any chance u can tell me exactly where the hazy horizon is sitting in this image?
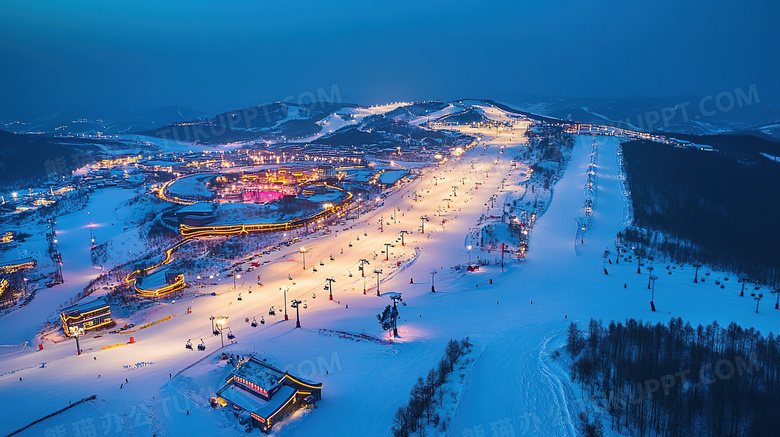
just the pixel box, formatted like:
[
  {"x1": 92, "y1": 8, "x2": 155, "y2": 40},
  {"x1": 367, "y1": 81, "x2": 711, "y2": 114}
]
[{"x1": 2, "y1": 0, "x2": 778, "y2": 121}]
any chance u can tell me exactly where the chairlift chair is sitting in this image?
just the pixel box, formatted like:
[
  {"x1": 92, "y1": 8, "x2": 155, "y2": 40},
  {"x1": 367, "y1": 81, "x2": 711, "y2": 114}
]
[
  {"x1": 269, "y1": 306, "x2": 276, "y2": 316},
  {"x1": 260, "y1": 316, "x2": 265, "y2": 325},
  {"x1": 197, "y1": 339, "x2": 206, "y2": 351},
  {"x1": 227, "y1": 329, "x2": 235, "y2": 340},
  {"x1": 251, "y1": 318, "x2": 258, "y2": 327},
  {"x1": 185, "y1": 339, "x2": 193, "y2": 349}
]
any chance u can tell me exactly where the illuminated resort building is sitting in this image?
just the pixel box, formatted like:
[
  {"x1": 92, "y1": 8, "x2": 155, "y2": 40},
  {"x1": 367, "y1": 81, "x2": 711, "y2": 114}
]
[
  {"x1": 0, "y1": 278, "x2": 12, "y2": 309},
  {"x1": 134, "y1": 270, "x2": 186, "y2": 298},
  {"x1": 214, "y1": 357, "x2": 322, "y2": 433},
  {"x1": 178, "y1": 183, "x2": 352, "y2": 238},
  {"x1": 60, "y1": 297, "x2": 113, "y2": 337},
  {"x1": 0, "y1": 257, "x2": 37, "y2": 274}
]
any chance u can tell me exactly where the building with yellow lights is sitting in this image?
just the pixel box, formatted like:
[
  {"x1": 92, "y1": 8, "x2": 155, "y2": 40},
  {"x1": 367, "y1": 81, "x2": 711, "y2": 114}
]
[
  {"x1": 0, "y1": 257, "x2": 37, "y2": 274},
  {"x1": 0, "y1": 278, "x2": 11, "y2": 309},
  {"x1": 134, "y1": 270, "x2": 186, "y2": 299},
  {"x1": 60, "y1": 297, "x2": 113, "y2": 337},
  {"x1": 214, "y1": 356, "x2": 322, "y2": 433}
]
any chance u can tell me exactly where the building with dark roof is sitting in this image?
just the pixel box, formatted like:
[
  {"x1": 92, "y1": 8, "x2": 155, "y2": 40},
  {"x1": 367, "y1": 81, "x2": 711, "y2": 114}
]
[
  {"x1": 214, "y1": 356, "x2": 322, "y2": 433},
  {"x1": 60, "y1": 297, "x2": 113, "y2": 337}
]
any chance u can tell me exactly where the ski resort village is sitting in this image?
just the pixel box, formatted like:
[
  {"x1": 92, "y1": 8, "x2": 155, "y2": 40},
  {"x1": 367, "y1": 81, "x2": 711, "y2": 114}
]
[{"x1": 1, "y1": 100, "x2": 778, "y2": 437}]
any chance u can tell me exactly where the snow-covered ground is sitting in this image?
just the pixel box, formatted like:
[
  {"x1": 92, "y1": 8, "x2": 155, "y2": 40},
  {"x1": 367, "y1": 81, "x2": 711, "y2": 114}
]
[
  {"x1": 0, "y1": 110, "x2": 776, "y2": 437},
  {"x1": 1, "y1": 188, "x2": 137, "y2": 346}
]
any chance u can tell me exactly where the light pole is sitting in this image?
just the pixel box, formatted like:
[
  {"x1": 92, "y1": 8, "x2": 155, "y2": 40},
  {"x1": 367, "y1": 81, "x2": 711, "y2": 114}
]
[
  {"x1": 373, "y1": 269, "x2": 383, "y2": 297},
  {"x1": 88, "y1": 211, "x2": 94, "y2": 247},
  {"x1": 363, "y1": 276, "x2": 367, "y2": 295},
  {"x1": 73, "y1": 327, "x2": 84, "y2": 356},
  {"x1": 649, "y1": 275, "x2": 658, "y2": 312},
  {"x1": 291, "y1": 299, "x2": 302, "y2": 328},
  {"x1": 300, "y1": 247, "x2": 308, "y2": 270},
  {"x1": 325, "y1": 278, "x2": 336, "y2": 301},
  {"x1": 216, "y1": 316, "x2": 228, "y2": 347},
  {"x1": 751, "y1": 290, "x2": 763, "y2": 313},
  {"x1": 233, "y1": 272, "x2": 241, "y2": 289},
  {"x1": 281, "y1": 286, "x2": 289, "y2": 320},
  {"x1": 430, "y1": 270, "x2": 437, "y2": 293},
  {"x1": 384, "y1": 243, "x2": 394, "y2": 261},
  {"x1": 419, "y1": 216, "x2": 428, "y2": 234},
  {"x1": 467, "y1": 245, "x2": 472, "y2": 264}
]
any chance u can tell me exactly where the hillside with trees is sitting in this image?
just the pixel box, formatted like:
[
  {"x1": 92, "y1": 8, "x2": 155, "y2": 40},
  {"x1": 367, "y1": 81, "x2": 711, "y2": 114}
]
[
  {"x1": 566, "y1": 317, "x2": 779, "y2": 437},
  {"x1": 621, "y1": 136, "x2": 780, "y2": 284}
]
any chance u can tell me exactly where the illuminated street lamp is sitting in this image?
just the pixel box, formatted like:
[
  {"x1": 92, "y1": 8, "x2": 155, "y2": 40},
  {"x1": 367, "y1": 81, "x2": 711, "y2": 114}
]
[
  {"x1": 215, "y1": 316, "x2": 228, "y2": 347},
  {"x1": 73, "y1": 327, "x2": 85, "y2": 356},
  {"x1": 87, "y1": 211, "x2": 95, "y2": 246},
  {"x1": 467, "y1": 245, "x2": 472, "y2": 264},
  {"x1": 281, "y1": 286, "x2": 289, "y2": 320},
  {"x1": 300, "y1": 247, "x2": 308, "y2": 270},
  {"x1": 233, "y1": 272, "x2": 241, "y2": 289}
]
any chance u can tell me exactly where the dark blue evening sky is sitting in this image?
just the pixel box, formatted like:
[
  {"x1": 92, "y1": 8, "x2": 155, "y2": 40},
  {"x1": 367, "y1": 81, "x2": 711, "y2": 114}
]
[{"x1": 1, "y1": 0, "x2": 778, "y2": 119}]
